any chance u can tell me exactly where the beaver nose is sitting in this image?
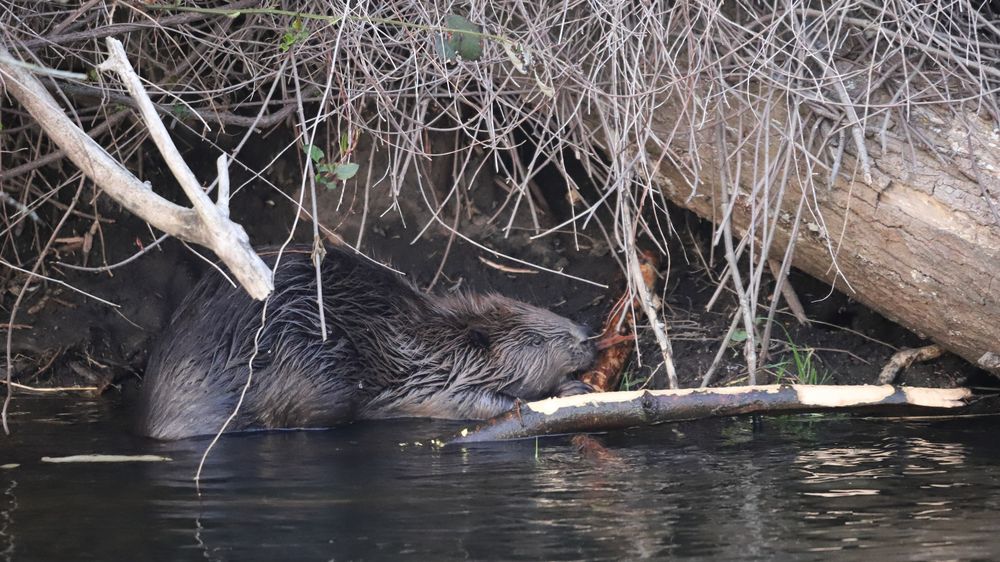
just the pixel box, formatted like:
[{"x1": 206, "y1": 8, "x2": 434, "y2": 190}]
[
  {"x1": 571, "y1": 323, "x2": 593, "y2": 345},
  {"x1": 571, "y1": 324, "x2": 597, "y2": 365}
]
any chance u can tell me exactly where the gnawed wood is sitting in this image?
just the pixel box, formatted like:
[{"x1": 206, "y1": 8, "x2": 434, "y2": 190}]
[
  {"x1": 580, "y1": 250, "x2": 659, "y2": 391},
  {"x1": 449, "y1": 384, "x2": 975, "y2": 444},
  {"x1": 877, "y1": 344, "x2": 947, "y2": 384},
  {"x1": 41, "y1": 454, "x2": 172, "y2": 463}
]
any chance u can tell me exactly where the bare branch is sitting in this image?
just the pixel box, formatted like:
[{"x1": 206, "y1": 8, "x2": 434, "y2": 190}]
[
  {"x1": 450, "y1": 385, "x2": 974, "y2": 444},
  {"x1": 0, "y1": 40, "x2": 274, "y2": 299}
]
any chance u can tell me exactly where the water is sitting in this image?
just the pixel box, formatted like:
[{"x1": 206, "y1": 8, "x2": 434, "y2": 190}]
[{"x1": 3, "y1": 395, "x2": 1000, "y2": 561}]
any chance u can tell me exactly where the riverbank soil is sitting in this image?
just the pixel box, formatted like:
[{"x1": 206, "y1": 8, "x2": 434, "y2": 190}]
[{"x1": 2, "y1": 133, "x2": 987, "y2": 403}]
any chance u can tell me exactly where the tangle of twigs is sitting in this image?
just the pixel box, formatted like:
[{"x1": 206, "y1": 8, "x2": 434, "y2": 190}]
[{"x1": 1, "y1": 0, "x2": 997, "y2": 392}]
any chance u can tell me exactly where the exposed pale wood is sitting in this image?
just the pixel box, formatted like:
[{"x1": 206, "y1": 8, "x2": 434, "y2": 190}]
[
  {"x1": 449, "y1": 385, "x2": 974, "y2": 443},
  {"x1": 0, "y1": 46, "x2": 203, "y2": 241},
  {"x1": 768, "y1": 259, "x2": 809, "y2": 325},
  {"x1": 878, "y1": 344, "x2": 947, "y2": 384}
]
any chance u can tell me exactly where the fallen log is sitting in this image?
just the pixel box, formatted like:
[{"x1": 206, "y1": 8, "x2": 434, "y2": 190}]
[
  {"x1": 646, "y1": 104, "x2": 1000, "y2": 375},
  {"x1": 449, "y1": 384, "x2": 975, "y2": 444}
]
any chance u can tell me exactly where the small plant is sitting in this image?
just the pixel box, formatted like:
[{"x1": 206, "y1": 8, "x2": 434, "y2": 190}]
[
  {"x1": 618, "y1": 369, "x2": 632, "y2": 391},
  {"x1": 616, "y1": 365, "x2": 656, "y2": 392},
  {"x1": 279, "y1": 18, "x2": 308, "y2": 52},
  {"x1": 790, "y1": 342, "x2": 830, "y2": 385},
  {"x1": 770, "y1": 338, "x2": 830, "y2": 385},
  {"x1": 729, "y1": 316, "x2": 768, "y2": 347},
  {"x1": 304, "y1": 134, "x2": 360, "y2": 189},
  {"x1": 168, "y1": 104, "x2": 192, "y2": 120},
  {"x1": 730, "y1": 328, "x2": 749, "y2": 344},
  {"x1": 434, "y1": 14, "x2": 483, "y2": 62}
]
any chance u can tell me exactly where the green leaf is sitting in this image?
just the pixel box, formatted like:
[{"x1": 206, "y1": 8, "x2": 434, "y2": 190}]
[
  {"x1": 730, "y1": 329, "x2": 748, "y2": 343},
  {"x1": 279, "y1": 18, "x2": 308, "y2": 52},
  {"x1": 305, "y1": 144, "x2": 324, "y2": 162},
  {"x1": 435, "y1": 14, "x2": 483, "y2": 62},
  {"x1": 333, "y1": 162, "x2": 359, "y2": 181},
  {"x1": 169, "y1": 105, "x2": 191, "y2": 119}
]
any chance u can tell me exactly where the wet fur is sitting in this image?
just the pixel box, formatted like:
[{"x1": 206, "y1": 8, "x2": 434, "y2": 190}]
[{"x1": 136, "y1": 246, "x2": 595, "y2": 440}]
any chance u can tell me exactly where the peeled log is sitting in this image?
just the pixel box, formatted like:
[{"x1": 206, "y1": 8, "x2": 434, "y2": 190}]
[
  {"x1": 647, "y1": 108, "x2": 1000, "y2": 374},
  {"x1": 449, "y1": 385, "x2": 974, "y2": 444}
]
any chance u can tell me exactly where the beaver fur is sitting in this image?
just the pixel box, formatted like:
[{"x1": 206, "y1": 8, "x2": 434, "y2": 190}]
[{"x1": 136, "y1": 246, "x2": 596, "y2": 439}]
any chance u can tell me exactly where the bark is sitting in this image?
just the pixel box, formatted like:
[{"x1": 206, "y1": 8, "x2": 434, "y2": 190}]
[
  {"x1": 646, "y1": 106, "x2": 1000, "y2": 375},
  {"x1": 580, "y1": 250, "x2": 658, "y2": 391}
]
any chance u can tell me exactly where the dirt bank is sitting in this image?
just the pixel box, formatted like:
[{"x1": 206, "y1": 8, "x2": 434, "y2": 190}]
[{"x1": 3, "y1": 131, "x2": 985, "y2": 402}]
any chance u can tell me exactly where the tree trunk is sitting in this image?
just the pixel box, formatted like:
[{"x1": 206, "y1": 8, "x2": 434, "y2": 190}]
[{"x1": 646, "y1": 106, "x2": 1000, "y2": 375}]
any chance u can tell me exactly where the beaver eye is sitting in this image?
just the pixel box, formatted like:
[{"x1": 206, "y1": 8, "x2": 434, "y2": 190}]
[{"x1": 528, "y1": 334, "x2": 544, "y2": 347}]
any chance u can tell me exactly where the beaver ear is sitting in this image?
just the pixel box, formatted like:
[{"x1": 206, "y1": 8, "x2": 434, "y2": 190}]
[{"x1": 468, "y1": 327, "x2": 491, "y2": 349}]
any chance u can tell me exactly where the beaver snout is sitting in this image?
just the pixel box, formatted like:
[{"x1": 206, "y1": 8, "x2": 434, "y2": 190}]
[
  {"x1": 570, "y1": 323, "x2": 593, "y2": 344},
  {"x1": 569, "y1": 324, "x2": 597, "y2": 368}
]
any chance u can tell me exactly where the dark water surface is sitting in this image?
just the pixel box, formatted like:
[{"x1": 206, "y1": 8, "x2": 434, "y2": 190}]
[{"x1": 3, "y1": 395, "x2": 1000, "y2": 561}]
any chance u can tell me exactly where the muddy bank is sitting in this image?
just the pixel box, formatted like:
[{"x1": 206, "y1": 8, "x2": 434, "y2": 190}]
[{"x1": 2, "y1": 133, "x2": 986, "y2": 402}]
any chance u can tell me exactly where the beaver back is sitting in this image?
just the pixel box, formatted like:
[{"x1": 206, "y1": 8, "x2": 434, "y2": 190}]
[{"x1": 136, "y1": 246, "x2": 594, "y2": 440}]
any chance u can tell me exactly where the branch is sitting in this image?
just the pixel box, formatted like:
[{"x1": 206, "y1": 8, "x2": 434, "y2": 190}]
[
  {"x1": 53, "y1": 82, "x2": 297, "y2": 128},
  {"x1": 877, "y1": 344, "x2": 945, "y2": 384},
  {"x1": 0, "y1": 40, "x2": 273, "y2": 299},
  {"x1": 16, "y1": 0, "x2": 261, "y2": 50},
  {"x1": 580, "y1": 249, "x2": 658, "y2": 391},
  {"x1": 628, "y1": 248, "x2": 678, "y2": 388},
  {"x1": 449, "y1": 385, "x2": 974, "y2": 444}
]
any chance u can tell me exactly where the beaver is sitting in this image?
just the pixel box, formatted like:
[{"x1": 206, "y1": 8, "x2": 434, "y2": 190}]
[{"x1": 136, "y1": 245, "x2": 596, "y2": 439}]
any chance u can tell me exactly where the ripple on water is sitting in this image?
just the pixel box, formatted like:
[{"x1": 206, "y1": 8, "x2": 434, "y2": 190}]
[{"x1": 3, "y1": 398, "x2": 1000, "y2": 560}]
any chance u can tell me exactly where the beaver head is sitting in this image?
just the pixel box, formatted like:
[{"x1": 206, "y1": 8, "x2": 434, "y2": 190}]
[{"x1": 434, "y1": 293, "x2": 596, "y2": 401}]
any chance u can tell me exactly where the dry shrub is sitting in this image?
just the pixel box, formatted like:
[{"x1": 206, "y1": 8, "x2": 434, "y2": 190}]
[{"x1": 1, "y1": 0, "x2": 998, "y2": 380}]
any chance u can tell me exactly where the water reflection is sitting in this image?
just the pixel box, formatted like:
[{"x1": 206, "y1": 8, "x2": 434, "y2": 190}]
[{"x1": 3, "y1": 397, "x2": 1000, "y2": 560}]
